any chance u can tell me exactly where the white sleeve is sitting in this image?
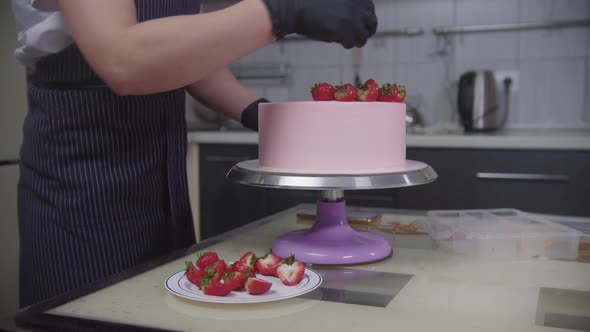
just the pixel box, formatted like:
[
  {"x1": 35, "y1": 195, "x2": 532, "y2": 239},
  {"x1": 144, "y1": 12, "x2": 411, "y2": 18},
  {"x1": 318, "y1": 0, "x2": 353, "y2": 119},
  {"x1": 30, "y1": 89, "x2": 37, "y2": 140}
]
[
  {"x1": 12, "y1": 0, "x2": 72, "y2": 66},
  {"x1": 31, "y1": 0, "x2": 59, "y2": 12}
]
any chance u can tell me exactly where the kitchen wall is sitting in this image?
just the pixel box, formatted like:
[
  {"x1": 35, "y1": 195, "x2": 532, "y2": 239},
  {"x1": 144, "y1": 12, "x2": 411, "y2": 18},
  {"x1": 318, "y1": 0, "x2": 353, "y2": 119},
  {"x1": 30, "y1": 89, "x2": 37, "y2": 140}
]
[
  {"x1": 0, "y1": 0, "x2": 25, "y2": 318},
  {"x1": 206, "y1": 0, "x2": 590, "y2": 129}
]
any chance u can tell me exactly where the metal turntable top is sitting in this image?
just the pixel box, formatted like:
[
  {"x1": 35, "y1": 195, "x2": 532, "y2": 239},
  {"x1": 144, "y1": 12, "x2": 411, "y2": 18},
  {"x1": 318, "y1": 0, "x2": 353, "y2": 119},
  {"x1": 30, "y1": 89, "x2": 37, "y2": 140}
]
[{"x1": 226, "y1": 159, "x2": 438, "y2": 190}]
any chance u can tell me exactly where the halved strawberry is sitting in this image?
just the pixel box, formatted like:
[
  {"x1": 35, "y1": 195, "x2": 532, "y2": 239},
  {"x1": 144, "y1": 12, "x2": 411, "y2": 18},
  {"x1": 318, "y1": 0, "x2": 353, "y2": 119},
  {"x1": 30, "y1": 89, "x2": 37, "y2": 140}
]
[
  {"x1": 223, "y1": 271, "x2": 246, "y2": 291},
  {"x1": 230, "y1": 261, "x2": 256, "y2": 278},
  {"x1": 239, "y1": 251, "x2": 258, "y2": 273},
  {"x1": 378, "y1": 83, "x2": 406, "y2": 103},
  {"x1": 311, "y1": 82, "x2": 335, "y2": 101},
  {"x1": 356, "y1": 82, "x2": 380, "y2": 102},
  {"x1": 256, "y1": 253, "x2": 283, "y2": 276},
  {"x1": 245, "y1": 277, "x2": 272, "y2": 295},
  {"x1": 364, "y1": 78, "x2": 379, "y2": 89},
  {"x1": 334, "y1": 83, "x2": 357, "y2": 102},
  {"x1": 185, "y1": 261, "x2": 207, "y2": 288},
  {"x1": 201, "y1": 276, "x2": 231, "y2": 296},
  {"x1": 276, "y1": 255, "x2": 305, "y2": 286},
  {"x1": 196, "y1": 251, "x2": 219, "y2": 270},
  {"x1": 205, "y1": 259, "x2": 227, "y2": 278}
]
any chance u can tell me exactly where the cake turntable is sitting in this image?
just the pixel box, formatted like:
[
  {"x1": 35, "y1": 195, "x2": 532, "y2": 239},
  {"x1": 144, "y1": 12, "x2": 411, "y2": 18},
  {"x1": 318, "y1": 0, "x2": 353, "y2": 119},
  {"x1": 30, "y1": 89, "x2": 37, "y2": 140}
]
[{"x1": 227, "y1": 159, "x2": 437, "y2": 265}]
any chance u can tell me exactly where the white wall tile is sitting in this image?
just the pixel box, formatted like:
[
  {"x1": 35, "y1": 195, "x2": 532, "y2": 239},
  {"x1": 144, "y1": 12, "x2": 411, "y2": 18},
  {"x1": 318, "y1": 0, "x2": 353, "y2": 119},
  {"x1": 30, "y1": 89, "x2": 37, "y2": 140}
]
[
  {"x1": 288, "y1": 66, "x2": 342, "y2": 102},
  {"x1": 396, "y1": 61, "x2": 454, "y2": 125},
  {"x1": 286, "y1": 41, "x2": 344, "y2": 67},
  {"x1": 454, "y1": 33, "x2": 520, "y2": 62},
  {"x1": 521, "y1": 0, "x2": 590, "y2": 22},
  {"x1": 454, "y1": 0, "x2": 520, "y2": 62},
  {"x1": 394, "y1": 0, "x2": 454, "y2": 64},
  {"x1": 373, "y1": 0, "x2": 397, "y2": 31},
  {"x1": 520, "y1": 28, "x2": 588, "y2": 59},
  {"x1": 251, "y1": 43, "x2": 288, "y2": 63},
  {"x1": 517, "y1": 58, "x2": 586, "y2": 128},
  {"x1": 456, "y1": 0, "x2": 519, "y2": 25},
  {"x1": 340, "y1": 64, "x2": 396, "y2": 89},
  {"x1": 341, "y1": 40, "x2": 396, "y2": 67},
  {"x1": 264, "y1": 86, "x2": 290, "y2": 102}
]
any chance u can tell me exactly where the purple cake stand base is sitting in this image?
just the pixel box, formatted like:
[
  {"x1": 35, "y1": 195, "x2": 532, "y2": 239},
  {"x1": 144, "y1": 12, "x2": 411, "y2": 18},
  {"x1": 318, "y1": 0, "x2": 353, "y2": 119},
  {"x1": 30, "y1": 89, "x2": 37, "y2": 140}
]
[{"x1": 272, "y1": 200, "x2": 392, "y2": 265}]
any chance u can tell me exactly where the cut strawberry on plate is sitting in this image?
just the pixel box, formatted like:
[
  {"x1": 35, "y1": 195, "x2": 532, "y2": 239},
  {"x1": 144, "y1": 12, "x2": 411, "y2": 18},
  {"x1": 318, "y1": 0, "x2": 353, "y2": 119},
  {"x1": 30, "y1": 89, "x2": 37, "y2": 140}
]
[
  {"x1": 239, "y1": 251, "x2": 258, "y2": 273},
  {"x1": 245, "y1": 277, "x2": 273, "y2": 295},
  {"x1": 185, "y1": 261, "x2": 207, "y2": 288},
  {"x1": 223, "y1": 271, "x2": 246, "y2": 291},
  {"x1": 276, "y1": 255, "x2": 306, "y2": 286},
  {"x1": 230, "y1": 261, "x2": 256, "y2": 278},
  {"x1": 201, "y1": 276, "x2": 232, "y2": 297},
  {"x1": 256, "y1": 252, "x2": 283, "y2": 276},
  {"x1": 205, "y1": 259, "x2": 227, "y2": 278},
  {"x1": 196, "y1": 251, "x2": 219, "y2": 270}
]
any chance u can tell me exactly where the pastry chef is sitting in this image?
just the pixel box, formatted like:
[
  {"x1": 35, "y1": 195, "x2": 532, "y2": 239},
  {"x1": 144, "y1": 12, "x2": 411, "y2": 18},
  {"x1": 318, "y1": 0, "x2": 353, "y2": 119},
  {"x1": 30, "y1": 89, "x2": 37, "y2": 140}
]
[{"x1": 10, "y1": 0, "x2": 377, "y2": 306}]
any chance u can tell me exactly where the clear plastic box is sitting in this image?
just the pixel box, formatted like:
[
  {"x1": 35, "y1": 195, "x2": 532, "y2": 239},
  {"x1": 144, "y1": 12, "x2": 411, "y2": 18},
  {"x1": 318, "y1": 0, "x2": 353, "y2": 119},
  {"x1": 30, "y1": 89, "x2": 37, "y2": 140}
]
[{"x1": 427, "y1": 209, "x2": 582, "y2": 260}]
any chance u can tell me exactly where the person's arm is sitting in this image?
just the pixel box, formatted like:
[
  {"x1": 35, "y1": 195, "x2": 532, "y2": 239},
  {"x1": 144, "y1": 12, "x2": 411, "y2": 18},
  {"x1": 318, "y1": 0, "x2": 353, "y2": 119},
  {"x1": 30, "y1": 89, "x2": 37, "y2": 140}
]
[
  {"x1": 58, "y1": 0, "x2": 274, "y2": 95},
  {"x1": 187, "y1": 67, "x2": 259, "y2": 123}
]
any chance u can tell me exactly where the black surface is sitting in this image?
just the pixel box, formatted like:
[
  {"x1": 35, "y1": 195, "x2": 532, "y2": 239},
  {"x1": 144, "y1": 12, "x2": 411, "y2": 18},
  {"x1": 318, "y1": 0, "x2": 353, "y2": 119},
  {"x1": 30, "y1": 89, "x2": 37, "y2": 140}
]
[
  {"x1": 200, "y1": 144, "x2": 590, "y2": 241},
  {"x1": 199, "y1": 144, "x2": 267, "y2": 239},
  {"x1": 399, "y1": 148, "x2": 590, "y2": 216}
]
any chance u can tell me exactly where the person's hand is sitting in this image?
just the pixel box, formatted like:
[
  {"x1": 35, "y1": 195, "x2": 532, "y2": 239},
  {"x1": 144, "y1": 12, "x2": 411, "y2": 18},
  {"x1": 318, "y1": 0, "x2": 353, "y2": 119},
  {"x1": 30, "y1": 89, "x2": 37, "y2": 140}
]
[{"x1": 262, "y1": 0, "x2": 377, "y2": 49}]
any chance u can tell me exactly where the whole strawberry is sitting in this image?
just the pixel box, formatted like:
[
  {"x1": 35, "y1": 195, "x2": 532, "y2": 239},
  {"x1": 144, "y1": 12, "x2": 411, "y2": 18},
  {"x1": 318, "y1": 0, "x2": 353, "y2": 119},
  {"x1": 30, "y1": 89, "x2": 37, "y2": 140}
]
[
  {"x1": 334, "y1": 83, "x2": 357, "y2": 102},
  {"x1": 196, "y1": 251, "x2": 219, "y2": 270},
  {"x1": 311, "y1": 82, "x2": 335, "y2": 101},
  {"x1": 185, "y1": 261, "x2": 207, "y2": 288},
  {"x1": 256, "y1": 252, "x2": 283, "y2": 276},
  {"x1": 276, "y1": 255, "x2": 306, "y2": 286}
]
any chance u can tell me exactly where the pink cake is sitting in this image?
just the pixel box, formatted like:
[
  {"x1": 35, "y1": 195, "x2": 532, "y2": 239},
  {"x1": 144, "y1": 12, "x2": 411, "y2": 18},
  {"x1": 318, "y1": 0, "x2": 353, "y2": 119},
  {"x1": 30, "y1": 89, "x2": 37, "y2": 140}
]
[{"x1": 258, "y1": 101, "x2": 406, "y2": 174}]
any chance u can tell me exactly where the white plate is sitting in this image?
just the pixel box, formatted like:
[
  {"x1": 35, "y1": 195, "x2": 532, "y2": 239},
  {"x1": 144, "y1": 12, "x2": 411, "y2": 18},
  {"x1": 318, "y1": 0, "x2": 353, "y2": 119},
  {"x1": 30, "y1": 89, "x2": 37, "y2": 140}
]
[{"x1": 165, "y1": 268, "x2": 322, "y2": 304}]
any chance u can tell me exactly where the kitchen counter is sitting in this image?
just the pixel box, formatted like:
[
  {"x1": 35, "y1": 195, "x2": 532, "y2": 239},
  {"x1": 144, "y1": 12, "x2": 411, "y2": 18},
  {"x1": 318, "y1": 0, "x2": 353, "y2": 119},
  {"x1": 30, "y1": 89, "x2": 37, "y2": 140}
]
[
  {"x1": 187, "y1": 128, "x2": 590, "y2": 151},
  {"x1": 2, "y1": 205, "x2": 589, "y2": 332}
]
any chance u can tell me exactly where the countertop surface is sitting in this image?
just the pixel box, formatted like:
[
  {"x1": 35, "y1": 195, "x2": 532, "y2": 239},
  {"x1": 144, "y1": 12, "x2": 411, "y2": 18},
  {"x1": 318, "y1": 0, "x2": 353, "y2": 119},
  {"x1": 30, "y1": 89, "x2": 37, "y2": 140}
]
[
  {"x1": 4, "y1": 205, "x2": 589, "y2": 332},
  {"x1": 187, "y1": 128, "x2": 590, "y2": 150}
]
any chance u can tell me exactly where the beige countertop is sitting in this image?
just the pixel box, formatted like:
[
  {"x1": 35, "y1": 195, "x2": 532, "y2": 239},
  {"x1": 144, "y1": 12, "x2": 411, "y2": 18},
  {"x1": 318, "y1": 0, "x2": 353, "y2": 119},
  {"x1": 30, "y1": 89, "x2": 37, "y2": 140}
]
[
  {"x1": 187, "y1": 128, "x2": 590, "y2": 151},
  {"x1": 43, "y1": 205, "x2": 590, "y2": 332}
]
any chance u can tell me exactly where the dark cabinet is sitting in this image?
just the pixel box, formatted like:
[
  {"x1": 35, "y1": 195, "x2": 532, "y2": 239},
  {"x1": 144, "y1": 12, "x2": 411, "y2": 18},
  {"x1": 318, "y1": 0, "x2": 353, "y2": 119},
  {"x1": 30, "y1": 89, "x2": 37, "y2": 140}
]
[
  {"x1": 199, "y1": 144, "x2": 590, "y2": 239},
  {"x1": 199, "y1": 144, "x2": 267, "y2": 239},
  {"x1": 400, "y1": 148, "x2": 590, "y2": 216}
]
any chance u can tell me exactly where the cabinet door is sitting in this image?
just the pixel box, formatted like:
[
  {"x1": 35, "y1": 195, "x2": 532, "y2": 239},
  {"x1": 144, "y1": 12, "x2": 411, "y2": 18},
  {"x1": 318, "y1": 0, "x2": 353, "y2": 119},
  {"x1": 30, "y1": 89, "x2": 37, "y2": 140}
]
[
  {"x1": 468, "y1": 149, "x2": 590, "y2": 216},
  {"x1": 400, "y1": 148, "x2": 590, "y2": 216},
  {"x1": 199, "y1": 144, "x2": 267, "y2": 239}
]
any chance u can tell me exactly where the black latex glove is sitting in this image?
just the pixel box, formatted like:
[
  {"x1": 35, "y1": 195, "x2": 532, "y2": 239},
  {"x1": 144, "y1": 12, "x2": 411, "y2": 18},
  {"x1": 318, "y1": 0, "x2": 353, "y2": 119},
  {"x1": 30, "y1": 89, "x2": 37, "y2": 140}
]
[
  {"x1": 241, "y1": 98, "x2": 269, "y2": 131},
  {"x1": 262, "y1": 0, "x2": 377, "y2": 49}
]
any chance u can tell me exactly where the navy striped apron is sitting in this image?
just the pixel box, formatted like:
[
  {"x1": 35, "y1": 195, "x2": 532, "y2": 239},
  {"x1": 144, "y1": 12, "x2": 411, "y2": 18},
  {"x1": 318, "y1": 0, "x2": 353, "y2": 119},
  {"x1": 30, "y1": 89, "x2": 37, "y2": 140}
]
[{"x1": 18, "y1": 0, "x2": 201, "y2": 306}]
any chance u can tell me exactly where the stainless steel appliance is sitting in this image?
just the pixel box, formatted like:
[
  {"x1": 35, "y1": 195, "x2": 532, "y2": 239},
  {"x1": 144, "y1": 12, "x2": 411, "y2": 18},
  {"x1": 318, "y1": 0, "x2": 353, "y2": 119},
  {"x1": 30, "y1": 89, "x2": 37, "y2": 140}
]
[{"x1": 457, "y1": 70, "x2": 511, "y2": 131}]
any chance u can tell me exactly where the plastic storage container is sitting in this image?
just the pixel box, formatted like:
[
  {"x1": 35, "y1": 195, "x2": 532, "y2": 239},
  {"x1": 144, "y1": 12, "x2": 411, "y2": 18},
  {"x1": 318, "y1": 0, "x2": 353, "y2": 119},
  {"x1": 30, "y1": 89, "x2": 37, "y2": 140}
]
[{"x1": 427, "y1": 209, "x2": 582, "y2": 260}]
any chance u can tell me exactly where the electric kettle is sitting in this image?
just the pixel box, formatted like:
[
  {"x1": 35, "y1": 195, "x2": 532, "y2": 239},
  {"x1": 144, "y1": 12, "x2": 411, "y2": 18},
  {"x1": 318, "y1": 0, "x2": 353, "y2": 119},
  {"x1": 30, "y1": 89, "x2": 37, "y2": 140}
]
[{"x1": 457, "y1": 70, "x2": 510, "y2": 131}]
